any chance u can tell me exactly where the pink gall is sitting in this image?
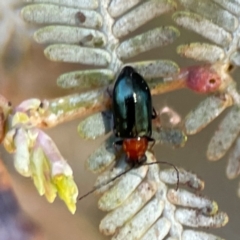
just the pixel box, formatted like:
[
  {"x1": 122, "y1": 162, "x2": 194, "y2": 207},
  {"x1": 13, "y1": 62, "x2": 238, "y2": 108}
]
[{"x1": 184, "y1": 65, "x2": 221, "y2": 93}]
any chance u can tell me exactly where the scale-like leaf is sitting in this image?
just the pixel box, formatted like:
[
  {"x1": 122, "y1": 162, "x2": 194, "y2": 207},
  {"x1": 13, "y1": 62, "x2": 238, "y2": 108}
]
[
  {"x1": 21, "y1": 0, "x2": 181, "y2": 93},
  {"x1": 112, "y1": 0, "x2": 176, "y2": 38},
  {"x1": 173, "y1": 11, "x2": 232, "y2": 47},
  {"x1": 85, "y1": 152, "x2": 228, "y2": 239},
  {"x1": 20, "y1": 1, "x2": 237, "y2": 238},
  {"x1": 175, "y1": 0, "x2": 240, "y2": 203},
  {"x1": 22, "y1": 4, "x2": 102, "y2": 27},
  {"x1": 23, "y1": 0, "x2": 99, "y2": 9},
  {"x1": 34, "y1": 26, "x2": 107, "y2": 46},
  {"x1": 177, "y1": 43, "x2": 225, "y2": 63},
  {"x1": 117, "y1": 27, "x2": 180, "y2": 60}
]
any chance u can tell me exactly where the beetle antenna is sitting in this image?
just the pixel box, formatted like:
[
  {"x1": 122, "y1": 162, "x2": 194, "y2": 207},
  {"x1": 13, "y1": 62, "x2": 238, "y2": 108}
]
[
  {"x1": 78, "y1": 166, "x2": 134, "y2": 201},
  {"x1": 79, "y1": 162, "x2": 179, "y2": 201},
  {"x1": 142, "y1": 161, "x2": 179, "y2": 191}
]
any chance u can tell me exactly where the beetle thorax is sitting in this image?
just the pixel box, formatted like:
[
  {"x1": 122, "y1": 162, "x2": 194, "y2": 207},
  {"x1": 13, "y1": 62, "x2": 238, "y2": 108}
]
[{"x1": 122, "y1": 137, "x2": 148, "y2": 162}]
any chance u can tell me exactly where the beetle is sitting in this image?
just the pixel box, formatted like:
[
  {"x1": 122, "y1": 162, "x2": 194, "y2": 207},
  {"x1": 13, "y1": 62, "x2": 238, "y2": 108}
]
[
  {"x1": 79, "y1": 66, "x2": 179, "y2": 200},
  {"x1": 112, "y1": 66, "x2": 156, "y2": 165}
]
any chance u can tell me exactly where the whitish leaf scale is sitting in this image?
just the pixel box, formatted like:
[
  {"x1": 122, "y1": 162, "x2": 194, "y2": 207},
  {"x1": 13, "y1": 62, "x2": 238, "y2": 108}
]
[
  {"x1": 174, "y1": 0, "x2": 240, "y2": 202},
  {"x1": 86, "y1": 152, "x2": 228, "y2": 239},
  {"x1": 21, "y1": 0, "x2": 181, "y2": 93},
  {"x1": 19, "y1": 1, "x2": 232, "y2": 236}
]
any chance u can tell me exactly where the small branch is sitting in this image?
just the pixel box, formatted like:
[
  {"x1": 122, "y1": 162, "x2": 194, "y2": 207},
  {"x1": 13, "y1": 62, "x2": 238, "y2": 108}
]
[{"x1": 39, "y1": 88, "x2": 111, "y2": 128}]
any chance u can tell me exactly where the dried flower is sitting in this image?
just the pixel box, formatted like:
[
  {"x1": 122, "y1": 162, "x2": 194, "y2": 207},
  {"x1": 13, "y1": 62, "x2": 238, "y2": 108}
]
[{"x1": 3, "y1": 98, "x2": 78, "y2": 214}]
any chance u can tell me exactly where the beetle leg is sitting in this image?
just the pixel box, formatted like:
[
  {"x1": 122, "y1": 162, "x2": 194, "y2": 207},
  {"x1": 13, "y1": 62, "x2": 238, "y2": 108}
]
[
  {"x1": 114, "y1": 139, "x2": 123, "y2": 145},
  {"x1": 137, "y1": 155, "x2": 147, "y2": 166},
  {"x1": 152, "y1": 107, "x2": 162, "y2": 129},
  {"x1": 146, "y1": 136, "x2": 155, "y2": 151},
  {"x1": 113, "y1": 139, "x2": 123, "y2": 152},
  {"x1": 150, "y1": 139, "x2": 155, "y2": 151},
  {"x1": 106, "y1": 85, "x2": 113, "y2": 98},
  {"x1": 152, "y1": 107, "x2": 157, "y2": 119}
]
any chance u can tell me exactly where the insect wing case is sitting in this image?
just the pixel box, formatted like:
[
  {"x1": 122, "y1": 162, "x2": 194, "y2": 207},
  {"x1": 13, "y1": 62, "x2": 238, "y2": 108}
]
[{"x1": 113, "y1": 67, "x2": 152, "y2": 138}]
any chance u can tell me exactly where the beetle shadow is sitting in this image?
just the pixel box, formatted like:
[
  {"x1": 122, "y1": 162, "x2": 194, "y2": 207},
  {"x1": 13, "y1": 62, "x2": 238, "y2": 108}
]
[{"x1": 100, "y1": 110, "x2": 113, "y2": 135}]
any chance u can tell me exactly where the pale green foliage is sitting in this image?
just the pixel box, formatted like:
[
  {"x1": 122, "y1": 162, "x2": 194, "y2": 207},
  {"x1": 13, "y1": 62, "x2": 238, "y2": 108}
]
[
  {"x1": 7, "y1": 0, "x2": 240, "y2": 238},
  {"x1": 175, "y1": 0, "x2": 240, "y2": 198}
]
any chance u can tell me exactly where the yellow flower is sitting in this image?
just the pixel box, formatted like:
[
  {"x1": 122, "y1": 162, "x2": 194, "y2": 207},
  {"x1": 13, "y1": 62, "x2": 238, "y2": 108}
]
[
  {"x1": 53, "y1": 174, "x2": 78, "y2": 214},
  {"x1": 30, "y1": 147, "x2": 57, "y2": 203}
]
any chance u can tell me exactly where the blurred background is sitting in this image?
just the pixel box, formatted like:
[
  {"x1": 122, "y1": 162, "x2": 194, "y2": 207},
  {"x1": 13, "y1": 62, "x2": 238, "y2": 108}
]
[{"x1": 1, "y1": 1, "x2": 239, "y2": 239}]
